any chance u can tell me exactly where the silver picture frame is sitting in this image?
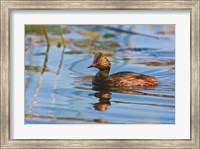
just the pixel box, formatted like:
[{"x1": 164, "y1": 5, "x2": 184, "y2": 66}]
[{"x1": 1, "y1": 0, "x2": 199, "y2": 148}]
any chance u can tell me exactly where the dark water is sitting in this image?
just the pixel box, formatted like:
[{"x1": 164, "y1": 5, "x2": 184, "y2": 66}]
[{"x1": 25, "y1": 25, "x2": 175, "y2": 124}]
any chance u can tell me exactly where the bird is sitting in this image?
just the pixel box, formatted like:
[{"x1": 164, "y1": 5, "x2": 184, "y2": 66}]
[{"x1": 88, "y1": 52, "x2": 158, "y2": 89}]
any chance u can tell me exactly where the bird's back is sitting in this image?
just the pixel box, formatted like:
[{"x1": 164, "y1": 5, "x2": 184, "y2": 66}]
[{"x1": 110, "y1": 71, "x2": 158, "y2": 87}]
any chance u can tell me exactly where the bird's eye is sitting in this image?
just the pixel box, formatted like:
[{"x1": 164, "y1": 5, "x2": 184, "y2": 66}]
[{"x1": 96, "y1": 61, "x2": 101, "y2": 65}]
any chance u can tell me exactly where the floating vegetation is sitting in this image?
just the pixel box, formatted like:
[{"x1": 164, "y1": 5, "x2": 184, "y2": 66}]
[
  {"x1": 25, "y1": 25, "x2": 70, "y2": 35},
  {"x1": 138, "y1": 61, "x2": 175, "y2": 66},
  {"x1": 64, "y1": 51, "x2": 83, "y2": 54},
  {"x1": 25, "y1": 25, "x2": 44, "y2": 35},
  {"x1": 107, "y1": 41, "x2": 120, "y2": 48},
  {"x1": 25, "y1": 25, "x2": 122, "y2": 55},
  {"x1": 76, "y1": 30, "x2": 99, "y2": 39},
  {"x1": 103, "y1": 33, "x2": 116, "y2": 38},
  {"x1": 25, "y1": 65, "x2": 51, "y2": 72},
  {"x1": 87, "y1": 49, "x2": 115, "y2": 56},
  {"x1": 73, "y1": 39, "x2": 93, "y2": 48}
]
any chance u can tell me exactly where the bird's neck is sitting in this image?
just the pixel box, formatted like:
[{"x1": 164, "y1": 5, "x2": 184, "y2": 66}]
[{"x1": 98, "y1": 69, "x2": 110, "y2": 76}]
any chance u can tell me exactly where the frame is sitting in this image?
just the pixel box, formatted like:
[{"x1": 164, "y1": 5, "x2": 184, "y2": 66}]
[{"x1": 1, "y1": 0, "x2": 199, "y2": 148}]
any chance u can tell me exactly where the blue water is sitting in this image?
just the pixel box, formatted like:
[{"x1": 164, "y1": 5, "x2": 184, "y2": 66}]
[{"x1": 25, "y1": 25, "x2": 175, "y2": 124}]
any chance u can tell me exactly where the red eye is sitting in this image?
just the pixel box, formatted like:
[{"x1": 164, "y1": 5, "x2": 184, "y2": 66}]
[{"x1": 96, "y1": 61, "x2": 101, "y2": 65}]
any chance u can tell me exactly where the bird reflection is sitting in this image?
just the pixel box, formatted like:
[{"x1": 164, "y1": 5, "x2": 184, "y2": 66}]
[
  {"x1": 77, "y1": 75, "x2": 174, "y2": 112},
  {"x1": 90, "y1": 84, "x2": 174, "y2": 112},
  {"x1": 93, "y1": 91, "x2": 112, "y2": 111}
]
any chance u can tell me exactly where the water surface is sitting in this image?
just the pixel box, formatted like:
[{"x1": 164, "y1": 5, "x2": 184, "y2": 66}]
[{"x1": 25, "y1": 25, "x2": 175, "y2": 124}]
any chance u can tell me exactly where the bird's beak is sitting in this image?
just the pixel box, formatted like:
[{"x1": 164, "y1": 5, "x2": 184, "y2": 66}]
[{"x1": 88, "y1": 64, "x2": 96, "y2": 68}]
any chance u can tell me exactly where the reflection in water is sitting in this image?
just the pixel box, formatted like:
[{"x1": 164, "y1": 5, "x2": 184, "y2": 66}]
[
  {"x1": 25, "y1": 114, "x2": 107, "y2": 123},
  {"x1": 91, "y1": 87, "x2": 175, "y2": 112},
  {"x1": 51, "y1": 46, "x2": 65, "y2": 103},
  {"x1": 29, "y1": 45, "x2": 50, "y2": 113},
  {"x1": 92, "y1": 85, "x2": 174, "y2": 98},
  {"x1": 93, "y1": 91, "x2": 112, "y2": 111}
]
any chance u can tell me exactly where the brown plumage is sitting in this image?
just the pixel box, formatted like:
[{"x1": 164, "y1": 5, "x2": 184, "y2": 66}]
[{"x1": 88, "y1": 52, "x2": 158, "y2": 89}]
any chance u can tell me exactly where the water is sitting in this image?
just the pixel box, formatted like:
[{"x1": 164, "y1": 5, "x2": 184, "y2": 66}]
[{"x1": 25, "y1": 25, "x2": 175, "y2": 124}]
